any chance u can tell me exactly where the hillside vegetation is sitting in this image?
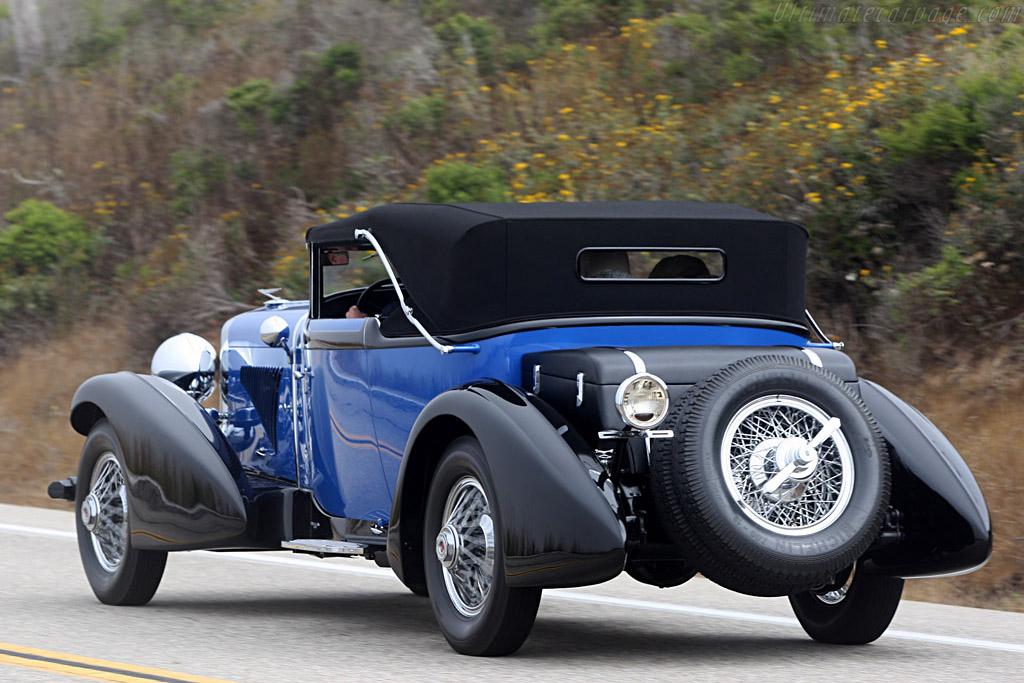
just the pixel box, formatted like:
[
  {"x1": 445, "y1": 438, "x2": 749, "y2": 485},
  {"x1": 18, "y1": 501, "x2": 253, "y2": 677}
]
[{"x1": 0, "y1": 1, "x2": 1021, "y2": 610}]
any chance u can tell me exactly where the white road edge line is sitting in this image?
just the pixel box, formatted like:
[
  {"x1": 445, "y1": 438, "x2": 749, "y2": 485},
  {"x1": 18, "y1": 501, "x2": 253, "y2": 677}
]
[{"x1": 3, "y1": 521, "x2": 1023, "y2": 655}]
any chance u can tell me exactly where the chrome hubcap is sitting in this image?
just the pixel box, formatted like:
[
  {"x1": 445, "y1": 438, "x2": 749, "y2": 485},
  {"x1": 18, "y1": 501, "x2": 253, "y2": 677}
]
[
  {"x1": 85, "y1": 452, "x2": 129, "y2": 572},
  {"x1": 721, "y1": 395, "x2": 854, "y2": 536},
  {"x1": 438, "y1": 476, "x2": 495, "y2": 617},
  {"x1": 816, "y1": 565, "x2": 856, "y2": 605},
  {"x1": 435, "y1": 525, "x2": 460, "y2": 570},
  {"x1": 80, "y1": 493, "x2": 100, "y2": 532}
]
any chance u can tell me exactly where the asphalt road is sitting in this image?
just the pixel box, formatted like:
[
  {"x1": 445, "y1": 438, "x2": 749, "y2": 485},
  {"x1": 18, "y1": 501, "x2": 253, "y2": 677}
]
[{"x1": 1, "y1": 503, "x2": 1021, "y2": 682}]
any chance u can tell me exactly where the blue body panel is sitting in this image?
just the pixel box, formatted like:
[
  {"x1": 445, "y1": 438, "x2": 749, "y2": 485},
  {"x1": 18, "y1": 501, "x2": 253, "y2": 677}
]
[
  {"x1": 306, "y1": 344, "x2": 392, "y2": 521},
  {"x1": 220, "y1": 301, "x2": 815, "y2": 521},
  {"x1": 219, "y1": 304, "x2": 307, "y2": 482},
  {"x1": 307, "y1": 321, "x2": 812, "y2": 519}
]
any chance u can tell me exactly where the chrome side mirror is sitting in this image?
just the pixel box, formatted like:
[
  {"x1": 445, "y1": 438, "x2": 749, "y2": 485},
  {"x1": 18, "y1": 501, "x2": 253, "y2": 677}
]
[
  {"x1": 259, "y1": 315, "x2": 290, "y2": 348},
  {"x1": 151, "y1": 333, "x2": 217, "y2": 402}
]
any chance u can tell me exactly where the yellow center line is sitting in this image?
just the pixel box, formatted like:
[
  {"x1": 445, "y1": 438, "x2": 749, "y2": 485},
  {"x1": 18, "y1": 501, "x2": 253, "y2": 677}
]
[{"x1": 0, "y1": 643, "x2": 238, "y2": 683}]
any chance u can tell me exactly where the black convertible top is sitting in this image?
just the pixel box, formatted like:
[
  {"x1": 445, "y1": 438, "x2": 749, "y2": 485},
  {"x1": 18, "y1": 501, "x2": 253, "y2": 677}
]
[{"x1": 306, "y1": 201, "x2": 809, "y2": 335}]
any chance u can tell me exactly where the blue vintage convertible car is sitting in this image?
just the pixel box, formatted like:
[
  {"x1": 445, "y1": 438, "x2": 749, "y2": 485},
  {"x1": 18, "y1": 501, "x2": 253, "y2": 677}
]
[{"x1": 50, "y1": 202, "x2": 991, "y2": 655}]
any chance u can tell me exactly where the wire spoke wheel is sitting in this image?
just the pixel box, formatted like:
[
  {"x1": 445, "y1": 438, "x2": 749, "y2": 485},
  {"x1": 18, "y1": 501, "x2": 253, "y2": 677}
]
[
  {"x1": 649, "y1": 356, "x2": 889, "y2": 597},
  {"x1": 82, "y1": 452, "x2": 129, "y2": 572},
  {"x1": 75, "y1": 419, "x2": 167, "y2": 606},
  {"x1": 424, "y1": 436, "x2": 541, "y2": 656},
  {"x1": 720, "y1": 395, "x2": 855, "y2": 536},
  {"x1": 436, "y1": 476, "x2": 495, "y2": 617}
]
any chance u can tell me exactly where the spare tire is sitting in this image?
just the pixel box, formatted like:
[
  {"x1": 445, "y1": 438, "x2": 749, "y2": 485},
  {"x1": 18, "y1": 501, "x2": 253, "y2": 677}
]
[{"x1": 649, "y1": 355, "x2": 889, "y2": 597}]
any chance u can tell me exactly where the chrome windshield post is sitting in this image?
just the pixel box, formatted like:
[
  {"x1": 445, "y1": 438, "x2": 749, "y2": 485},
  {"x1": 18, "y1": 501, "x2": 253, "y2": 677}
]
[{"x1": 354, "y1": 228, "x2": 478, "y2": 355}]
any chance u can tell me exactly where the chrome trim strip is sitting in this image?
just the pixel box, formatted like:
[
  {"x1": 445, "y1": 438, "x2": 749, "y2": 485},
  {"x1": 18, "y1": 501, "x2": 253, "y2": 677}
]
[
  {"x1": 360, "y1": 316, "x2": 809, "y2": 348},
  {"x1": 801, "y1": 348, "x2": 824, "y2": 368},
  {"x1": 598, "y1": 429, "x2": 674, "y2": 440},
  {"x1": 576, "y1": 372, "x2": 585, "y2": 407},
  {"x1": 621, "y1": 349, "x2": 646, "y2": 374},
  {"x1": 903, "y1": 555, "x2": 991, "y2": 579}
]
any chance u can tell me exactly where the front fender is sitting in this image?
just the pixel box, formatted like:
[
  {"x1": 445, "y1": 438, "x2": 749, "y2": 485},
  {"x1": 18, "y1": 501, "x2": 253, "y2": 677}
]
[
  {"x1": 71, "y1": 372, "x2": 251, "y2": 550},
  {"x1": 388, "y1": 380, "x2": 626, "y2": 592},
  {"x1": 859, "y1": 380, "x2": 991, "y2": 578}
]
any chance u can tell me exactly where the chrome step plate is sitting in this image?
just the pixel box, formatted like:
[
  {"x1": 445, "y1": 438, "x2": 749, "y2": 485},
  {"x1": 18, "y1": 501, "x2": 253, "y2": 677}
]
[{"x1": 282, "y1": 539, "x2": 367, "y2": 556}]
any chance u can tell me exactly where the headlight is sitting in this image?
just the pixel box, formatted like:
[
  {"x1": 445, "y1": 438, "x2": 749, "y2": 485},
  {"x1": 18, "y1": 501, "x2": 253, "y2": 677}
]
[{"x1": 614, "y1": 373, "x2": 670, "y2": 430}]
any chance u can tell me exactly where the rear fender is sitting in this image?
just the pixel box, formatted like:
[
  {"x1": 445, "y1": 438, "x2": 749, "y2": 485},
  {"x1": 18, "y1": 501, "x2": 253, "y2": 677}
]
[
  {"x1": 71, "y1": 372, "x2": 251, "y2": 550},
  {"x1": 387, "y1": 380, "x2": 626, "y2": 592},
  {"x1": 858, "y1": 380, "x2": 991, "y2": 578}
]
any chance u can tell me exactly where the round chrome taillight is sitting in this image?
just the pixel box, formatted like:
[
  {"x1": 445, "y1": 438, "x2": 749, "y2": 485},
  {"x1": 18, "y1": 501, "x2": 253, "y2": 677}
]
[{"x1": 615, "y1": 373, "x2": 670, "y2": 430}]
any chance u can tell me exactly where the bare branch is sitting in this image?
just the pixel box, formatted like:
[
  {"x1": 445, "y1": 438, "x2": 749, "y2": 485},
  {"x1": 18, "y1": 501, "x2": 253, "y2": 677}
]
[{"x1": 2, "y1": 168, "x2": 50, "y2": 186}]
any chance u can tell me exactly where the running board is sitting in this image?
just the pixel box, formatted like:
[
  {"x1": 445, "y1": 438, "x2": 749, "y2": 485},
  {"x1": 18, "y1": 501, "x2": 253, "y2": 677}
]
[{"x1": 282, "y1": 539, "x2": 368, "y2": 556}]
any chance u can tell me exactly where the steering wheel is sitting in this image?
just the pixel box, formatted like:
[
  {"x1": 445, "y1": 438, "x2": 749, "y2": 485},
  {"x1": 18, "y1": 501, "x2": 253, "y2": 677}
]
[{"x1": 355, "y1": 278, "x2": 400, "y2": 316}]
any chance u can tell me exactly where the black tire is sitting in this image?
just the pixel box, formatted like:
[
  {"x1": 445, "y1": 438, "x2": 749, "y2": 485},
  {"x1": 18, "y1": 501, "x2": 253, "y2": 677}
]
[
  {"x1": 423, "y1": 436, "x2": 541, "y2": 656},
  {"x1": 649, "y1": 355, "x2": 890, "y2": 596},
  {"x1": 75, "y1": 419, "x2": 167, "y2": 606},
  {"x1": 625, "y1": 560, "x2": 698, "y2": 588},
  {"x1": 790, "y1": 567, "x2": 904, "y2": 644}
]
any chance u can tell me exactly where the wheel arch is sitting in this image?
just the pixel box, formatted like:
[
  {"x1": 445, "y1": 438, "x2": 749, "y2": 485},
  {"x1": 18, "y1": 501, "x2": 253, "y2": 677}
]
[
  {"x1": 387, "y1": 380, "x2": 626, "y2": 593},
  {"x1": 70, "y1": 372, "x2": 251, "y2": 551},
  {"x1": 858, "y1": 379, "x2": 991, "y2": 578},
  {"x1": 71, "y1": 400, "x2": 106, "y2": 436},
  {"x1": 387, "y1": 413, "x2": 473, "y2": 593}
]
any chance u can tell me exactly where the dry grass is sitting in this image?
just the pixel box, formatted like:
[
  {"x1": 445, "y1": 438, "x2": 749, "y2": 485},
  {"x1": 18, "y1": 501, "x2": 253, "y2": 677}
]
[
  {"x1": 0, "y1": 319, "x2": 134, "y2": 508},
  {"x1": 1, "y1": 324, "x2": 1020, "y2": 612},
  {"x1": 869, "y1": 354, "x2": 1024, "y2": 613}
]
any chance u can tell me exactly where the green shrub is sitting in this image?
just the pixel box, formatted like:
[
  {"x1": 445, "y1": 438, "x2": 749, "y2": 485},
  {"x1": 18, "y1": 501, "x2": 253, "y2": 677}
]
[
  {"x1": 435, "y1": 13, "x2": 499, "y2": 77},
  {"x1": 0, "y1": 200, "x2": 101, "y2": 317},
  {"x1": 536, "y1": 0, "x2": 599, "y2": 42},
  {"x1": 321, "y1": 41, "x2": 364, "y2": 95},
  {"x1": 425, "y1": 162, "x2": 507, "y2": 202},
  {"x1": 878, "y1": 101, "x2": 983, "y2": 164},
  {"x1": 170, "y1": 147, "x2": 228, "y2": 214},
  {"x1": 159, "y1": 72, "x2": 199, "y2": 115},
  {"x1": 152, "y1": 0, "x2": 235, "y2": 32},
  {"x1": 659, "y1": 1, "x2": 823, "y2": 100},
  {"x1": 893, "y1": 245, "x2": 974, "y2": 318},
  {"x1": 226, "y1": 78, "x2": 288, "y2": 135},
  {"x1": 384, "y1": 96, "x2": 446, "y2": 137},
  {"x1": 285, "y1": 41, "x2": 365, "y2": 135},
  {"x1": 72, "y1": 0, "x2": 127, "y2": 67}
]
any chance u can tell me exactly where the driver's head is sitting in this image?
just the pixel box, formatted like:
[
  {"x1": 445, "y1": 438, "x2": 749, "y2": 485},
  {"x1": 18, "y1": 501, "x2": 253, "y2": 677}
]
[{"x1": 324, "y1": 250, "x2": 350, "y2": 266}]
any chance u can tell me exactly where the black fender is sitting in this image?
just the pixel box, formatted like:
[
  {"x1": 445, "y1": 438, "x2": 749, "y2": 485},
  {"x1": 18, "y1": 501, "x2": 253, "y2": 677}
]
[
  {"x1": 71, "y1": 372, "x2": 251, "y2": 551},
  {"x1": 858, "y1": 380, "x2": 991, "y2": 578},
  {"x1": 387, "y1": 380, "x2": 626, "y2": 592}
]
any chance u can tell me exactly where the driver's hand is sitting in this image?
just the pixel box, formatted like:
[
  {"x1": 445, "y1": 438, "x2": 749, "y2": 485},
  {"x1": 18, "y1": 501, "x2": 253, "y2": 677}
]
[{"x1": 346, "y1": 306, "x2": 367, "y2": 319}]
